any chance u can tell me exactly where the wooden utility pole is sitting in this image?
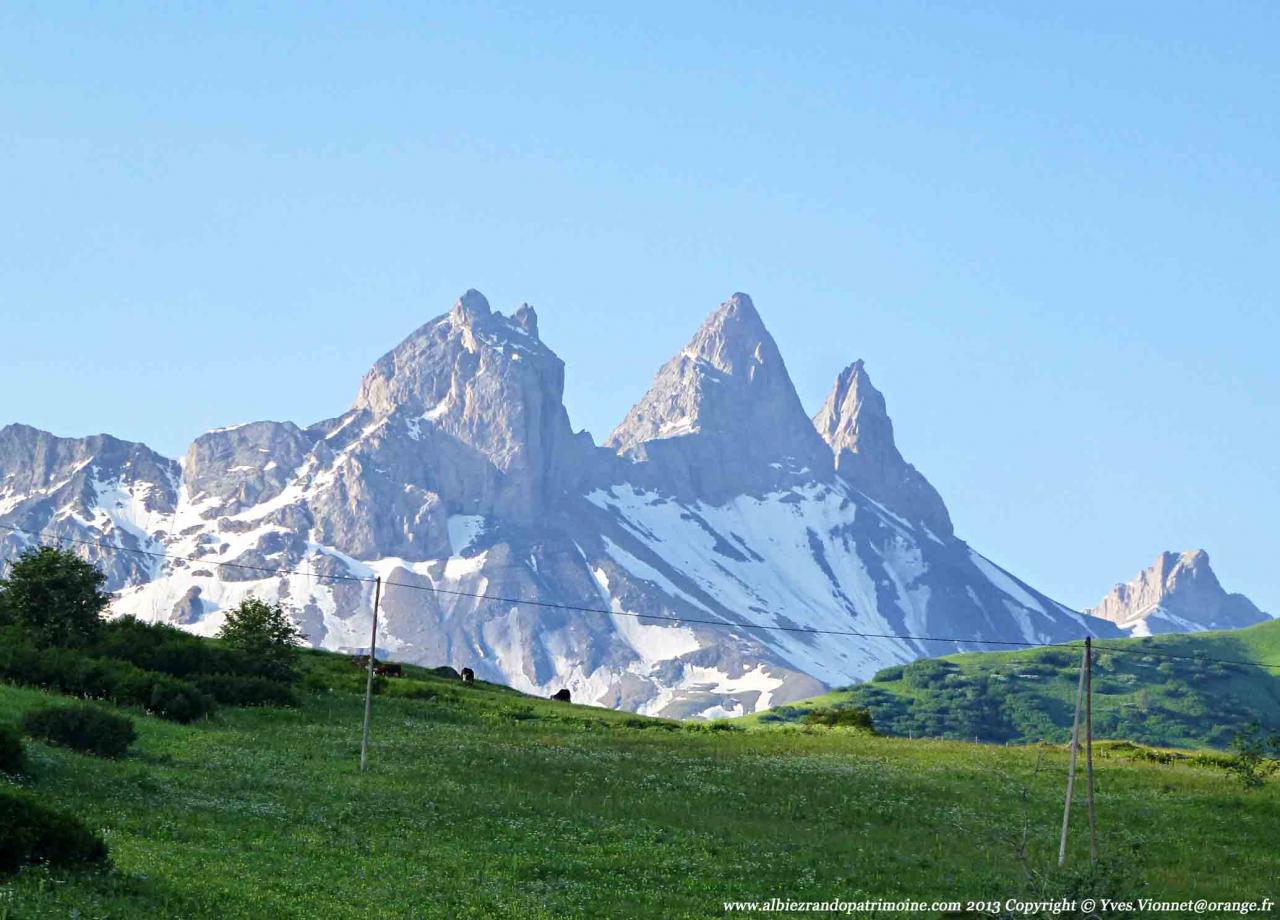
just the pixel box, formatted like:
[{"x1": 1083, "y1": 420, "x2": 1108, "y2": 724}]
[
  {"x1": 359, "y1": 576, "x2": 383, "y2": 773},
  {"x1": 1058, "y1": 640, "x2": 1089, "y2": 866},
  {"x1": 1085, "y1": 636, "x2": 1098, "y2": 863}
]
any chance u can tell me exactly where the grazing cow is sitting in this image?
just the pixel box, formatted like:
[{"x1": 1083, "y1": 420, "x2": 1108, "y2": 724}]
[
  {"x1": 460, "y1": 667, "x2": 475, "y2": 684},
  {"x1": 374, "y1": 663, "x2": 402, "y2": 678},
  {"x1": 551, "y1": 688, "x2": 571, "y2": 703}
]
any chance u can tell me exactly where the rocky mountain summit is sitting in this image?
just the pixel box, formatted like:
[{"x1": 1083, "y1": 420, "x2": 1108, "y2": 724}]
[
  {"x1": 2, "y1": 290, "x2": 1131, "y2": 717},
  {"x1": 1088, "y1": 550, "x2": 1269, "y2": 636},
  {"x1": 606, "y1": 293, "x2": 832, "y2": 503},
  {"x1": 813, "y1": 360, "x2": 954, "y2": 540}
]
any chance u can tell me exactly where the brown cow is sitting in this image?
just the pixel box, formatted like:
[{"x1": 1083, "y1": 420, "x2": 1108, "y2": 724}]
[
  {"x1": 460, "y1": 667, "x2": 475, "y2": 684},
  {"x1": 374, "y1": 663, "x2": 402, "y2": 678},
  {"x1": 551, "y1": 688, "x2": 571, "y2": 703}
]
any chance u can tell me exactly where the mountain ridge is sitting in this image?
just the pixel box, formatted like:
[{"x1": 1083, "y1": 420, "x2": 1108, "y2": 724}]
[{"x1": 2, "y1": 289, "x2": 1132, "y2": 717}]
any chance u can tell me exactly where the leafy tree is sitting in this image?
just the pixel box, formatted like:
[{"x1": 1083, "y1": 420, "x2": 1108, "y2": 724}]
[
  {"x1": 217, "y1": 597, "x2": 305, "y2": 682},
  {"x1": 1226, "y1": 721, "x2": 1280, "y2": 790},
  {"x1": 0, "y1": 546, "x2": 110, "y2": 647}
]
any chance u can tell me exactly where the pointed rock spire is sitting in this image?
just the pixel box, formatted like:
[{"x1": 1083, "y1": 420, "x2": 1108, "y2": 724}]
[
  {"x1": 450, "y1": 289, "x2": 492, "y2": 326},
  {"x1": 814, "y1": 360, "x2": 954, "y2": 539},
  {"x1": 513, "y1": 302, "x2": 539, "y2": 338},
  {"x1": 1088, "y1": 549, "x2": 1268, "y2": 633},
  {"x1": 607, "y1": 293, "x2": 831, "y2": 502}
]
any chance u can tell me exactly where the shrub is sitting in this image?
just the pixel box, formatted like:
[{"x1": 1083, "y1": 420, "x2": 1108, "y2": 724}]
[
  {"x1": 802, "y1": 707, "x2": 876, "y2": 731},
  {"x1": 0, "y1": 636, "x2": 214, "y2": 723},
  {"x1": 872, "y1": 665, "x2": 906, "y2": 682},
  {"x1": 21, "y1": 705, "x2": 137, "y2": 758},
  {"x1": 0, "y1": 724, "x2": 23, "y2": 774},
  {"x1": 218, "y1": 598, "x2": 306, "y2": 683},
  {"x1": 903, "y1": 659, "x2": 958, "y2": 690},
  {"x1": 194, "y1": 674, "x2": 299, "y2": 708},
  {"x1": 93, "y1": 616, "x2": 256, "y2": 679},
  {"x1": 0, "y1": 546, "x2": 111, "y2": 647},
  {"x1": 0, "y1": 789, "x2": 109, "y2": 875},
  {"x1": 149, "y1": 676, "x2": 214, "y2": 723}
]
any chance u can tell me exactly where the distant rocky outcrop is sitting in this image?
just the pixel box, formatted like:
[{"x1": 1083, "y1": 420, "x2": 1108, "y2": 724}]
[{"x1": 1088, "y1": 550, "x2": 1269, "y2": 635}]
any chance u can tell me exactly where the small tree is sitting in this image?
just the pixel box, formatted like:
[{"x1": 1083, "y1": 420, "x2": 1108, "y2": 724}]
[
  {"x1": 1227, "y1": 721, "x2": 1280, "y2": 790},
  {"x1": 0, "y1": 546, "x2": 111, "y2": 647},
  {"x1": 217, "y1": 597, "x2": 305, "y2": 683}
]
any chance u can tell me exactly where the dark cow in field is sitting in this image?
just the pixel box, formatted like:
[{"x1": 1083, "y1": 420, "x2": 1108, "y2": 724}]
[
  {"x1": 460, "y1": 667, "x2": 475, "y2": 684},
  {"x1": 374, "y1": 663, "x2": 402, "y2": 678},
  {"x1": 551, "y1": 688, "x2": 571, "y2": 703}
]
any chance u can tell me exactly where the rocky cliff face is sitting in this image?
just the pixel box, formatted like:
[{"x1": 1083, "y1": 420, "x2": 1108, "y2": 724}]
[
  {"x1": 2, "y1": 289, "x2": 1133, "y2": 717},
  {"x1": 813, "y1": 360, "x2": 954, "y2": 540},
  {"x1": 1088, "y1": 550, "x2": 1269, "y2": 635},
  {"x1": 0, "y1": 424, "x2": 177, "y2": 586}
]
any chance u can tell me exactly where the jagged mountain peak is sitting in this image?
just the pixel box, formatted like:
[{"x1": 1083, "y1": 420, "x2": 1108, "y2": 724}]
[
  {"x1": 813, "y1": 360, "x2": 953, "y2": 539},
  {"x1": 513, "y1": 302, "x2": 539, "y2": 338},
  {"x1": 450, "y1": 288, "x2": 492, "y2": 325},
  {"x1": 1088, "y1": 549, "x2": 1269, "y2": 634},
  {"x1": 355, "y1": 289, "x2": 560, "y2": 415},
  {"x1": 606, "y1": 293, "x2": 832, "y2": 501},
  {"x1": 3, "y1": 294, "x2": 1222, "y2": 720},
  {"x1": 676, "y1": 292, "x2": 773, "y2": 377},
  {"x1": 344, "y1": 289, "x2": 584, "y2": 521}
]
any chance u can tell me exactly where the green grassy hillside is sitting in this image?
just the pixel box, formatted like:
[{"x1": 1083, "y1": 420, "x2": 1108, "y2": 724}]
[
  {"x1": 748, "y1": 620, "x2": 1280, "y2": 749},
  {"x1": 2, "y1": 648, "x2": 1278, "y2": 918}
]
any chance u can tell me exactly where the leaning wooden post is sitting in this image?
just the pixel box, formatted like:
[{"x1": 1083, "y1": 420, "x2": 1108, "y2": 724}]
[
  {"x1": 359, "y1": 576, "x2": 383, "y2": 773},
  {"x1": 1085, "y1": 636, "x2": 1098, "y2": 863},
  {"x1": 1058, "y1": 639, "x2": 1089, "y2": 866}
]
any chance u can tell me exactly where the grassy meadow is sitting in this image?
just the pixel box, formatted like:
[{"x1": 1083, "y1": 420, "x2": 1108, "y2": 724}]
[{"x1": 2, "y1": 650, "x2": 1278, "y2": 918}]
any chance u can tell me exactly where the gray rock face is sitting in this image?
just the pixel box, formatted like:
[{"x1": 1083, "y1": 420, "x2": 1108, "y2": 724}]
[
  {"x1": 353, "y1": 290, "x2": 588, "y2": 521},
  {"x1": 607, "y1": 293, "x2": 832, "y2": 503},
  {"x1": 0, "y1": 424, "x2": 177, "y2": 586},
  {"x1": 814, "y1": 360, "x2": 954, "y2": 540},
  {"x1": 1087, "y1": 550, "x2": 1270, "y2": 635},
  {"x1": 2, "y1": 290, "x2": 1146, "y2": 718}
]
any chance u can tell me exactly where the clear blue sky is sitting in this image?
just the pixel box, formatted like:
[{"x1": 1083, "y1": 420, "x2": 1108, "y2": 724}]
[{"x1": 2, "y1": 2, "x2": 1276, "y2": 614}]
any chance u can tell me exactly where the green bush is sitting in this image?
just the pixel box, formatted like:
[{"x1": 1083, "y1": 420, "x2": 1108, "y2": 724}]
[
  {"x1": 0, "y1": 724, "x2": 23, "y2": 774},
  {"x1": 0, "y1": 789, "x2": 109, "y2": 875},
  {"x1": 92, "y1": 616, "x2": 257, "y2": 680},
  {"x1": 871, "y1": 665, "x2": 906, "y2": 682},
  {"x1": 149, "y1": 677, "x2": 214, "y2": 723},
  {"x1": 802, "y1": 707, "x2": 876, "y2": 731},
  {"x1": 195, "y1": 674, "x2": 299, "y2": 708},
  {"x1": 21, "y1": 705, "x2": 137, "y2": 758},
  {"x1": 902, "y1": 659, "x2": 958, "y2": 690},
  {"x1": 0, "y1": 635, "x2": 214, "y2": 723}
]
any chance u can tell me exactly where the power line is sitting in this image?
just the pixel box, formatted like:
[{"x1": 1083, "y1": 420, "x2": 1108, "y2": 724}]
[{"x1": 3, "y1": 520, "x2": 1278, "y2": 672}]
